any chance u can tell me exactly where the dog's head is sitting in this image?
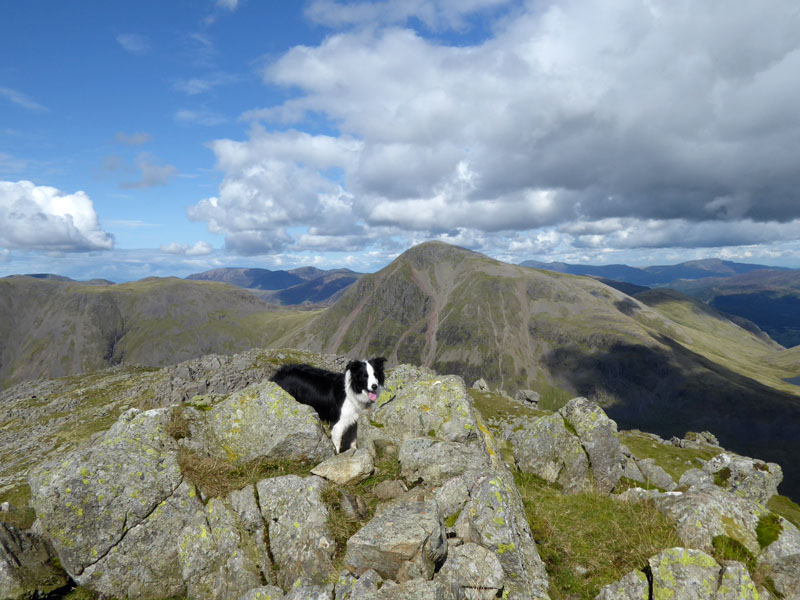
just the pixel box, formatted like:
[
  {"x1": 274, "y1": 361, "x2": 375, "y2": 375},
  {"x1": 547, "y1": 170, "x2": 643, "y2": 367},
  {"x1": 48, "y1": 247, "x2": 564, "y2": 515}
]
[{"x1": 345, "y1": 357, "x2": 387, "y2": 409}]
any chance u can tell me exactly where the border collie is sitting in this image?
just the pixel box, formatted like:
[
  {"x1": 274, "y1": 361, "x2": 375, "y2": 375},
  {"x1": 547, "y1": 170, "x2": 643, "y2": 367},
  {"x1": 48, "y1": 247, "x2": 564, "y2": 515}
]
[{"x1": 270, "y1": 357, "x2": 387, "y2": 453}]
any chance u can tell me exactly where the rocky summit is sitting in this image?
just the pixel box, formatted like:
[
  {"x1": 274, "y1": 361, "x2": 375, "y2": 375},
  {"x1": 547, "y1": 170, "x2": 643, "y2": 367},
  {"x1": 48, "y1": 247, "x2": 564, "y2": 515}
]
[{"x1": 1, "y1": 353, "x2": 799, "y2": 599}]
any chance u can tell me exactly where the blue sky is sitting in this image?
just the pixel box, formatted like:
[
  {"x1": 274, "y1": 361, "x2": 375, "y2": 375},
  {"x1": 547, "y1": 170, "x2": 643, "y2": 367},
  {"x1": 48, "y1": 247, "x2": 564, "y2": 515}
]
[{"x1": 2, "y1": 0, "x2": 800, "y2": 282}]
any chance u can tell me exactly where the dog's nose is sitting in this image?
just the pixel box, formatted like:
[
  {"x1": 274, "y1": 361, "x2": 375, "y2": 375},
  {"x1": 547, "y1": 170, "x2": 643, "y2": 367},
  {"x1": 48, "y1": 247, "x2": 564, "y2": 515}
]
[{"x1": 370, "y1": 383, "x2": 378, "y2": 391}]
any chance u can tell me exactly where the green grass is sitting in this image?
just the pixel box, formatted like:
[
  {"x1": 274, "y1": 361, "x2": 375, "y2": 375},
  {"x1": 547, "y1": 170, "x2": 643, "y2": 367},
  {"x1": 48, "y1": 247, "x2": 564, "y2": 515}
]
[
  {"x1": 768, "y1": 494, "x2": 800, "y2": 530},
  {"x1": 619, "y1": 431, "x2": 721, "y2": 482},
  {"x1": 514, "y1": 470, "x2": 681, "y2": 599},
  {"x1": 0, "y1": 483, "x2": 35, "y2": 529}
]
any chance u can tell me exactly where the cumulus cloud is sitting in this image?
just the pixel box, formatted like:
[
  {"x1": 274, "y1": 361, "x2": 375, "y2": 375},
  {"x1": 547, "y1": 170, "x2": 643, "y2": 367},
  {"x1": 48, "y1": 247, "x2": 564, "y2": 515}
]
[
  {"x1": 0, "y1": 180, "x2": 114, "y2": 252},
  {"x1": 121, "y1": 153, "x2": 178, "y2": 189},
  {"x1": 190, "y1": 0, "x2": 800, "y2": 256},
  {"x1": 116, "y1": 33, "x2": 151, "y2": 55},
  {"x1": 160, "y1": 241, "x2": 214, "y2": 256}
]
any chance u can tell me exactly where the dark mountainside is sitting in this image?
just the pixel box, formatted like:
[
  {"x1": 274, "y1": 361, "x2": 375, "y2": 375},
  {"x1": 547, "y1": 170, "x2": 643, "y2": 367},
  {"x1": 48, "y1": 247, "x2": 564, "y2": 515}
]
[
  {"x1": 283, "y1": 242, "x2": 800, "y2": 497},
  {"x1": 669, "y1": 270, "x2": 800, "y2": 348},
  {"x1": 0, "y1": 276, "x2": 317, "y2": 389},
  {"x1": 186, "y1": 266, "x2": 362, "y2": 306},
  {"x1": 520, "y1": 257, "x2": 790, "y2": 286}
]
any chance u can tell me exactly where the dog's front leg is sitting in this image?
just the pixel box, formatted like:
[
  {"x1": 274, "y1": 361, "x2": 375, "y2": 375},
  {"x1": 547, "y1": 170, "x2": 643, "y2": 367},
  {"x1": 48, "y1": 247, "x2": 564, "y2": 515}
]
[{"x1": 331, "y1": 420, "x2": 344, "y2": 453}]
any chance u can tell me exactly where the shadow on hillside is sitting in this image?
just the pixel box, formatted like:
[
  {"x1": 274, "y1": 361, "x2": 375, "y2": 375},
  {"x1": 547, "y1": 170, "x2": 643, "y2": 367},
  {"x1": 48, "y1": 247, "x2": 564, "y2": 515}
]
[{"x1": 543, "y1": 335, "x2": 800, "y2": 499}]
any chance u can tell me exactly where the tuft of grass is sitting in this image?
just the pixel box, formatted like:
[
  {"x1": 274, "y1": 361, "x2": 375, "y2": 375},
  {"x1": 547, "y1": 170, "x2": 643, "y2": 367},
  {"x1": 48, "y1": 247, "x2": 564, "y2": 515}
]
[
  {"x1": 177, "y1": 449, "x2": 314, "y2": 499},
  {"x1": 768, "y1": 494, "x2": 800, "y2": 531},
  {"x1": 711, "y1": 534, "x2": 783, "y2": 598},
  {"x1": 756, "y1": 513, "x2": 783, "y2": 549},
  {"x1": 514, "y1": 470, "x2": 680, "y2": 599},
  {"x1": 713, "y1": 467, "x2": 731, "y2": 488}
]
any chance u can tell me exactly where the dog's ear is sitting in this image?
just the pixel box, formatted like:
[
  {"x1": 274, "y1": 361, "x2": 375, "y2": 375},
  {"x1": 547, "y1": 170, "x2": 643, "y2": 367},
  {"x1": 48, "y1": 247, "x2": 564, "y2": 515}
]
[
  {"x1": 370, "y1": 357, "x2": 387, "y2": 370},
  {"x1": 346, "y1": 360, "x2": 364, "y2": 374}
]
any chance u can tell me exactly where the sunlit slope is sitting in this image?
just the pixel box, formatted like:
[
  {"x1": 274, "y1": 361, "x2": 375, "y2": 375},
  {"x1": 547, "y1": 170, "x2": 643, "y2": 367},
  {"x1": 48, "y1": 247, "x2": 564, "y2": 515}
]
[{"x1": 0, "y1": 276, "x2": 318, "y2": 388}]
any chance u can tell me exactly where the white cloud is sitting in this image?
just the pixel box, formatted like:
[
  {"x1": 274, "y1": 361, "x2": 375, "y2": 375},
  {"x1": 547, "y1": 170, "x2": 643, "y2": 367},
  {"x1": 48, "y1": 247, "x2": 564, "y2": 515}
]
[
  {"x1": 121, "y1": 153, "x2": 178, "y2": 189},
  {"x1": 0, "y1": 180, "x2": 114, "y2": 252},
  {"x1": 173, "y1": 73, "x2": 238, "y2": 95},
  {"x1": 190, "y1": 0, "x2": 800, "y2": 257},
  {"x1": 217, "y1": 0, "x2": 239, "y2": 11},
  {"x1": 116, "y1": 33, "x2": 151, "y2": 55},
  {"x1": 160, "y1": 241, "x2": 214, "y2": 256},
  {"x1": 0, "y1": 87, "x2": 47, "y2": 111}
]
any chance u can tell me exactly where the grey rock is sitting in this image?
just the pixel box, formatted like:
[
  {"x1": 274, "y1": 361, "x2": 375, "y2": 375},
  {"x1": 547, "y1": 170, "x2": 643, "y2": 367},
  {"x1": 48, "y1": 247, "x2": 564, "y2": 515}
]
[
  {"x1": 559, "y1": 397, "x2": 623, "y2": 494},
  {"x1": 334, "y1": 568, "x2": 383, "y2": 599},
  {"x1": 678, "y1": 467, "x2": 714, "y2": 489},
  {"x1": 344, "y1": 500, "x2": 446, "y2": 582},
  {"x1": 237, "y1": 586, "x2": 286, "y2": 600},
  {"x1": 648, "y1": 547, "x2": 721, "y2": 599},
  {"x1": 178, "y1": 495, "x2": 267, "y2": 599},
  {"x1": 369, "y1": 375, "x2": 479, "y2": 444},
  {"x1": 509, "y1": 412, "x2": 590, "y2": 493},
  {"x1": 454, "y1": 472, "x2": 550, "y2": 600},
  {"x1": 0, "y1": 522, "x2": 68, "y2": 599},
  {"x1": 311, "y1": 448, "x2": 374, "y2": 485},
  {"x1": 515, "y1": 389, "x2": 541, "y2": 406},
  {"x1": 435, "y1": 542, "x2": 505, "y2": 600},
  {"x1": 594, "y1": 569, "x2": 649, "y2": 599},
  {"x1": 28, "y1": 407, "x2": 204, "y2": 599},
  {"x1": 715, "y1": 561, "x2": 760, "y2": 600},
  {"x1": 703, "y1": 452, "x2": 783, "y2": 504},
  {"x1": 472, "y1": 379, "x2": 489, "y2": 392},
  {"x1": 432, "y1": 475, "x2": 474, "y2": 525},
  {"x1": 256, "y1": 475, "x2": 334, "y2": 588},
  {"x1": 356, "y1": 579, "x2": 448, "y2": 600},
  {"x1": 636, "y1": 458, "x2": 676, "y2": 491},
  {"x1": 621, "y1": 455, "x2": 646, "y2": 484},
  {"x1": 183, "y1": 381, "x2": 334, "y2": 464},
  {"x1": 758, "y1": 516, "x2": 800, "y2": 599},
  {"x1": 283, "y1": 576, "x2": 333, "y2": 600},
  {"x1": 651, "y1": 487, "x2": 767, "y2": 555},
  {"x1": 399, "y1": 438, "x2": 491, "y2": 485},
  {"x1": 371, "y1": 480, "x2": 408, "y2": 500},
  {"x1": 338, "y1": 490, "x2": 368, "y2": 521}
]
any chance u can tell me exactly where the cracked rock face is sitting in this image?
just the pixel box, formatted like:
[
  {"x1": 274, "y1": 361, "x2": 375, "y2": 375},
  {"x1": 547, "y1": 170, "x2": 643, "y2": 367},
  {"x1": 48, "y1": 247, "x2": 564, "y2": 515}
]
[
  {"x1": 256, "y1": 475, "x2": 335, "y2": 589},
  {"x1": 28, "y1": 407, "x2": 204, "y2": 598},
  {"x1": 345, "y1": 500, "x2": 447, "y2": 582},
  {"x1": 0, "y1": 522, "x2": 68, "y2": 599}
]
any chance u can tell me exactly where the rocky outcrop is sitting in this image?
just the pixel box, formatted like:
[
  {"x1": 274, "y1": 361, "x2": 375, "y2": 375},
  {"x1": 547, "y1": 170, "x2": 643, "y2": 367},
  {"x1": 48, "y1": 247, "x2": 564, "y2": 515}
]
[
  {"x1": 9, "y1": 355, "x2": 798, "y2": 600},
  {"x1": 509, "y1": 397, "x2": 623, "y2": 494},
  {"x1": 597, "y1": 547, "x2": 760, "y2": 600}
]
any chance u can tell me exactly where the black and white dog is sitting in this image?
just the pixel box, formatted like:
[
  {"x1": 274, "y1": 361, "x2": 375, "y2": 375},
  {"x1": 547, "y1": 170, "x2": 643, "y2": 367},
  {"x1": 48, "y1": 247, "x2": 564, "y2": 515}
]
[{"x1": 270, "y1": 357, "x2": 387, "y2": 453}]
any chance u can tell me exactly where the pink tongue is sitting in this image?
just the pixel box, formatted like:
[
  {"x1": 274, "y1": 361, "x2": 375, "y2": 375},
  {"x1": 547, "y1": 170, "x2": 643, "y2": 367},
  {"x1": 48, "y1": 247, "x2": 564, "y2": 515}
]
[{"x1": 368, "y1": 392, "x2": 377, "y2": 402}]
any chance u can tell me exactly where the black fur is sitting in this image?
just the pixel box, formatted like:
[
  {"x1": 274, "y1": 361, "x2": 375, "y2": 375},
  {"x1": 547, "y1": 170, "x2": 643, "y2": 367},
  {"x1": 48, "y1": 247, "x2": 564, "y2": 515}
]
[{"x1": 270, "y1": 357, "x2": 387, "y2": 452}]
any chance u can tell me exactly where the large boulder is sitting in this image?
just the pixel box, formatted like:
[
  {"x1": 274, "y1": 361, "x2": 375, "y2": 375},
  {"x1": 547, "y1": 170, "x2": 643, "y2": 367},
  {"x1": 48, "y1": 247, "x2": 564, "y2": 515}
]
[
  {"x1": 28, "y1": 407, "x2": 204, "y2": 598},
  {"x1": 256, "y1": 475, "x2": 335, "y2": 588},
  {"x1": 0, "y1": 522, "x2": 68, "y2": 599},
  {"x1": 509, "y1": 412, "x2": 590, "y2": 493},
  {"x1": 454, "y1": 472, "x2": 551, "y2": 600},
  {"x1": 344, "y1": 500, "x2": 447, "y2": 582},
  {"x1": 311, "y1": 448, "x2": 374, "y2": 485},
  {"x1": 558, "y1": 397, "x2": 623, "y2": 494},
  {"x1": 364, "y1": 375, "x2": 479, "y2": 446},
  {"x1": 399, "y1": 437, "x2": 491, "y2": 485},
  {"x1": 181, "y1": 380, "x2": 334, "y2": 463},
  {"x1": 702, "y1": 452, "x2": 783, "y2": 505}
]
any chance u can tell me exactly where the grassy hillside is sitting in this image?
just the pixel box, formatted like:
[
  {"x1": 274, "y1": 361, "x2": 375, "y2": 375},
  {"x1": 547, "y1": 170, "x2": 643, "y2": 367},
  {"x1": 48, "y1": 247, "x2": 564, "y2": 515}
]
[
  {"x1": 0, "y1": 276, "x2": 318, "y2": 388},
  {"x1": 283, "y1": 241, "x2": 800, "y2": 496},
  {"x1": 670, "y1": 270, "x2": 800, "y2": 347}
]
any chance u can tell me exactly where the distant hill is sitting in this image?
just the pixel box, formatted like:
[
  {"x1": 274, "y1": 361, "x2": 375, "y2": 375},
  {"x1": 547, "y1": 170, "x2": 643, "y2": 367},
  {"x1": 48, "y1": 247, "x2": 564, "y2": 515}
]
[
  {"x1": 0, "y1": 276, "x2": 317, "y2": 389},
  {"x1": 282, "y1": 241, "x2": 800, "y2": 494},
  {"x1": 670, "y1": 270, "x2": 800, "y2": 347},
  {"x1": 520, "y1": 257, "x2": 788, "y2": 286},
  {"x1": 186, "y1": 266, "x2": 361, "y2": 305}
]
